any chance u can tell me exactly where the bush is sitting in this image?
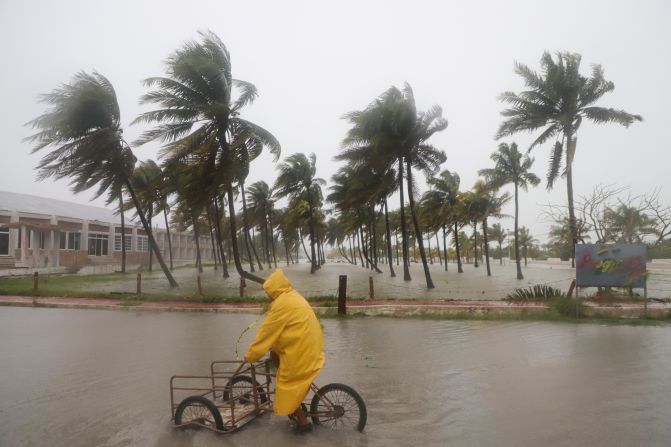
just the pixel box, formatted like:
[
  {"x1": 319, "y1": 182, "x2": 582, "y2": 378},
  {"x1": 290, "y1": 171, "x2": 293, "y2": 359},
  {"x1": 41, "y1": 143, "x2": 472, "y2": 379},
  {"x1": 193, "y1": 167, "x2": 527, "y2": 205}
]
[
  {"x1": 506, "y1": 284, "x2": 566, "y2": 301},
  {"x1": 549, "y1": 297, "x2": 584, "y2": 317}
]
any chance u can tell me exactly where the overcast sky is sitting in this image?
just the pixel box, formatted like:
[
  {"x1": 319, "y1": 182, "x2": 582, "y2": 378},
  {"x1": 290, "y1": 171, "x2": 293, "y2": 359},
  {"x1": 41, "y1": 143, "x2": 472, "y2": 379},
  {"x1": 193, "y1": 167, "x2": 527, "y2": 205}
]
[{"x1": 1, "y1": 0, "x2": 669, "y2": 243}]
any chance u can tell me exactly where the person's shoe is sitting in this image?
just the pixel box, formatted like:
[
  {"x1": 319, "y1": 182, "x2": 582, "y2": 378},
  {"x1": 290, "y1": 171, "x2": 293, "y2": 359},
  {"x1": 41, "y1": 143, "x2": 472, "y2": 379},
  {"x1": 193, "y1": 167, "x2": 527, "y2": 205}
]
[{"x1": 293, "y1": 422, "x2": 313, "y2": 434}]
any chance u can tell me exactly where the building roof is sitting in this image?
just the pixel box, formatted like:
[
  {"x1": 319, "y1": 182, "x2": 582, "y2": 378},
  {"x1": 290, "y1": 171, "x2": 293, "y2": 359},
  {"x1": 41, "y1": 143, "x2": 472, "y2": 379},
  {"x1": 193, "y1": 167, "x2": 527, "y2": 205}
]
[{"x1": 0, "y1": 190, "x2": 122, "y2": 224}]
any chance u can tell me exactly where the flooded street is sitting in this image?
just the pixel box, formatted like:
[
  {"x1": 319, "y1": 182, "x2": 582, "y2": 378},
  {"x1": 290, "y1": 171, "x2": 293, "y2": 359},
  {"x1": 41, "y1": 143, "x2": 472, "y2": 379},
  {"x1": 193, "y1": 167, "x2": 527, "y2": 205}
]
[{"x1": 1, "y1": 307, "x2": 670, "y2": 446}]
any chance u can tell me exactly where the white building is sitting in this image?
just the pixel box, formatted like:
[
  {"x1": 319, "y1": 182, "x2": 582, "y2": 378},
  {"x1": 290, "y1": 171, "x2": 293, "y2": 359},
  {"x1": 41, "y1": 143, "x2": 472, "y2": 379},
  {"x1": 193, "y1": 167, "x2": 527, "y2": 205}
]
[{"x1": 0, "y1": 190, "x2": 213, "y2": 270}]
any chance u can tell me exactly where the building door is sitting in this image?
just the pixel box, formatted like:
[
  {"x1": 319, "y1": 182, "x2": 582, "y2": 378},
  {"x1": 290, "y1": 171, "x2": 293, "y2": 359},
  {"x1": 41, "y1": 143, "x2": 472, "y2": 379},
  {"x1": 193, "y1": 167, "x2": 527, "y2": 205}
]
[{"x1": 0, "y1": 229, "x2": 9, "y2": 255}]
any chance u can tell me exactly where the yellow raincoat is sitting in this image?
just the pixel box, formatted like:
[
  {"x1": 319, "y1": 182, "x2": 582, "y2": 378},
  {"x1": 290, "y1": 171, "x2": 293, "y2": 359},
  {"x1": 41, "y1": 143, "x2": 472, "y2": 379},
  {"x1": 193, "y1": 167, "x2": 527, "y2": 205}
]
[{"x1": 245, "y1": 269, "x2": 325, "y2": 416}]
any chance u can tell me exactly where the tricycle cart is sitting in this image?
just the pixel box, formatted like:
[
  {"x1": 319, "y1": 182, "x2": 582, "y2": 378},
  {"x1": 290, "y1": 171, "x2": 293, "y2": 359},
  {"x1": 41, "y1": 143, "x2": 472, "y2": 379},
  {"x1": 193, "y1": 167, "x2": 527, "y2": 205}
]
[{"x1": 170, "y1": 359, "x2": 367, "y2": 434}]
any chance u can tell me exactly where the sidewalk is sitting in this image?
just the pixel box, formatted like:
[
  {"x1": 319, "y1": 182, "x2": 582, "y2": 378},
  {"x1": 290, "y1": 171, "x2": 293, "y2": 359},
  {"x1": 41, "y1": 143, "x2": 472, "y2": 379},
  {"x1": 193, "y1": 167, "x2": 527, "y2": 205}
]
[{"x1": 1, "y1": 295, "x2": 669, "y2": 319}]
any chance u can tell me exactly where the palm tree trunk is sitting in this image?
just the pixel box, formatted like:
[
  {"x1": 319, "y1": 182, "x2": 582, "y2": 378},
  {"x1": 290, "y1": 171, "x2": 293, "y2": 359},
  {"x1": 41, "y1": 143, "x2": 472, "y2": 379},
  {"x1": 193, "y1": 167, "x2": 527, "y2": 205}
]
[
  {"x1": 207, "y1": 211, "x2": 218, "y2": 270},
  {"x1": 269, "y1": 214, "x2": 277, "y2": 268},
  {"x1": 398, "y1": 158, "x2": 412, "y2": 281},
  {"x1": 383, "y1": 200, "x2": 396, "y2": 277},
  {"x1": 455, "y1": 222, "x2": 463, "y2": 273},
  {"x1": 371, "y1": 208, "x2": 378, "y2": 267},
  {"x1": 119, "y1": 193, "x2": 126, "y2": 274},
  {"x1": 395, "y1": 229, "x2": 399, "y2": 266},
  {"x1": 299, "y1": 228, "x2": 312, "y2": 263},
  {"x1": 359, "y1": 225, "x2": 382, "y2": 273},
  {"x1": 148, "y1": 209, "x2": 153, "y2": 272},
  {"x1": 427, "y1": 234, "x2": 433, "y2": 264},
  {"x1": 566, "y1": 132, "x2": 578, "y2": 268},
  {"x1": 499, "y1": 240, "x2": 503, "y2": 265},
  {"x1": 483, "y1": 218, "x2": 491, "y2": 277},
  {"x1": 473, "y1": 221, "x2": 479, "y2": 268},
  {"x1": 192, "y1": 211, "x2": 203, "y2": 273},
  {"x1": 225, "y1": 185, "x2": 264, "y2": 284},
  {"x1": 442, "y1": 225, "x2": 448, "y2": 271},
  {"x1": 349, "y1": 235, "x2": 356, "y2": 265},
  {"x1": 356, "y1": 228, "x2": 365, "y2": 267},
  {"x1": 514, "y1": 182, "x2": 524, "y2": 280},
  {"x1": 249, "y1": 227, "x2": 263, "y2": 270},
  {"x1": 239, "y1": 183, "x2": 259, "y2": 272},
  {"x1": 435, "y1": 232, "x2": 442, "y2": 266},
  {"x1": 306, "y1": 187, "x2": 318, "y2": 274},
  {"x1": 163, "y1": 207, "x2": 174, "y2": 271},
  {"x1": 281, "y1": 230, "x2": 290, "y2": 265},
  {"x1": 124, "y1": 179, "x2": 178, "y2": 287},
  {"x1": 406, "y1": 160, "x2": 434, "y2": 288},
  {"x1": 213, "y1": 197, "x2": 229, "y2": 278},
  {"x1": 264, "y1": 220, "x2": 272, "y2": 269}
]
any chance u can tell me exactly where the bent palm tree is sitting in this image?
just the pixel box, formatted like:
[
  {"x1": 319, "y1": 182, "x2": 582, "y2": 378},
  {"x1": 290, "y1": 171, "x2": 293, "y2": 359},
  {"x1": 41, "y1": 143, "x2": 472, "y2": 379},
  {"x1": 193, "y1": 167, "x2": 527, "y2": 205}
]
[
  {"x1": 497, "y1": 52, "x2": 642, "y2": 265},
  {"x1": 134, "y1": 31, "x2": 280, "y2": 284},
  {"x1": 25, "y1": 71, "x2": 178, "y2": 287},
  {"x1": 479, "y1": 142, "x2": 539, "y2": 280},
  {"x1": 274, "y1": 153, "x2": 325, "y2": 274}
]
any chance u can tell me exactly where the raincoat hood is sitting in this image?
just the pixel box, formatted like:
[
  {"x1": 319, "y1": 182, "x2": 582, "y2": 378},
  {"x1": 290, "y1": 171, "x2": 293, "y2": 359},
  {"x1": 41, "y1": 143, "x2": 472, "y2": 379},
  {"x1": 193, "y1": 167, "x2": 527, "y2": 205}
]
[{"x1": 263, "y1": 269, "x2": 293, "y2": 300}]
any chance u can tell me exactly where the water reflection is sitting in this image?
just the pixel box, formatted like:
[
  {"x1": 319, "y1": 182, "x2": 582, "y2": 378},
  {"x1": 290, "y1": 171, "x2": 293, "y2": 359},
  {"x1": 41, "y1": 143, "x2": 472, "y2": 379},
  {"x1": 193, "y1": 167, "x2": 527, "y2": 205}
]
[{"x1": 0, "y1": 308, "x2": 670, "y2": 446}]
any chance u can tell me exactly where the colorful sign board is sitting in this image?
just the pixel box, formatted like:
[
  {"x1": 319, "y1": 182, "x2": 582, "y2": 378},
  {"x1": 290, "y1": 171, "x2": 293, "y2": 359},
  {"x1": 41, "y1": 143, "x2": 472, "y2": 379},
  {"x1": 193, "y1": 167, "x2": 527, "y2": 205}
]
[{"x1": 575, "y1": 244, "x2": 647, "y2": 288}]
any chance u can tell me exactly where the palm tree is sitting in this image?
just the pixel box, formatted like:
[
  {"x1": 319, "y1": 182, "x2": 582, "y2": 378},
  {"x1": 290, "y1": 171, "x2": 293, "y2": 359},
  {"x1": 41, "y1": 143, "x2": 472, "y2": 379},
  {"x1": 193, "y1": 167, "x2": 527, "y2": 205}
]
[
  {"x1": 603, "y1": 204, "x2": 656, "y2": 243},
  {"x1": 247, "y1": 181, "x2": 277, "y2": 268},
  {"x1": 133, "y1": 31, "x2": 280, "y2": 285},
  {"x1": 339, "y1": 84, "x2": 447, "y2": 288},
  {"x1": 517, "y1": 227, "x2": 537, "y2": 267},
  {"x1": 479, "y1": 142, "x2": 540, "y2": 280},
  {"x1": 26, "y1": 71, "x2": 178, "y2": 287},
  {"x1": 274, "y1": 153, "x2": 325, "y2": 274},
  {"x1": 423, "y1": 170, "x2": 463, "y2": 272},
  {"x1": 467, "y1": 180, "x2": 511, "y2": 276},
  {"x1": 497, "y1": 52, "x2": 642, "y2": 265},
  {"x1": 489, "y1": 223, "x2": 507, "y2": 265}
]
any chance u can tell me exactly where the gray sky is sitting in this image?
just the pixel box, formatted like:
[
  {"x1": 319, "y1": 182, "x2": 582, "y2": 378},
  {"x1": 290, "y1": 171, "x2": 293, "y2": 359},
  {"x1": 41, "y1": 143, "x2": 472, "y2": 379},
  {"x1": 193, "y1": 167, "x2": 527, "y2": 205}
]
[{"x1": 1, "y1": 0, "x2": 669, "y2": 243}]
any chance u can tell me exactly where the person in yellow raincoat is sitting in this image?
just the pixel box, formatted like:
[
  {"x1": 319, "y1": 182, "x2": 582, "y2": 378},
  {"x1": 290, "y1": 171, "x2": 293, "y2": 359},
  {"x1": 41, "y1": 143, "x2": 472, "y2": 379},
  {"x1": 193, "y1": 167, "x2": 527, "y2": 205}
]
[{"x1": 245, "y1": 268, "x2": 324, "y2": 432}]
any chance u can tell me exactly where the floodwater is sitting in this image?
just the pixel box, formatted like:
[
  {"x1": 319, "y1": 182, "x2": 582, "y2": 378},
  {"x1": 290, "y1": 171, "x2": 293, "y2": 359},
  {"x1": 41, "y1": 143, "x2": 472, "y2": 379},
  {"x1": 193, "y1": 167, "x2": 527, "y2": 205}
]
[
  {"x1": 61, "y1": 260, "x2": 671, "y2": 300},
  {"x1": 1, "y1": 308, "x2": 670, "y2": 447}
]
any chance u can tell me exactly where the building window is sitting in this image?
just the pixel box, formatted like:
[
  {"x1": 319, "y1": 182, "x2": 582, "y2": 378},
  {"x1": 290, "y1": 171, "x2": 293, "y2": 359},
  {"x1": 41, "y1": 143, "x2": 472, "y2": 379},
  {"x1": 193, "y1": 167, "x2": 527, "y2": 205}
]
[
  {"x1": 38, "y1": 231, "x2": 45, "y2": 249},
  {"x1": 88, "y1": 233, "x2": 109, "y2": 256},
  {"x1": 137, "y1": 236, "x2": 149, "y2": 252},
  {"x1": 114, "y1": 235, "x2": 132, "y2": 251},
  {"x1": 0, "y1": 229, "x2": 8, "y2": 256},
  {"x1": 59, "y1": 232, "x2": 81, "y2": 250}
]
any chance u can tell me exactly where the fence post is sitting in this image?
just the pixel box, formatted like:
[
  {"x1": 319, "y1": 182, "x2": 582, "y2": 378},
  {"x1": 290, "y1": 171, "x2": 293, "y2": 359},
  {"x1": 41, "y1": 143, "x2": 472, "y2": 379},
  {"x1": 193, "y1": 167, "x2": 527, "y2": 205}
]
[
  {"x1": 369, "y1": 276, "x2": 375, "y2": 301},
  {"x1": 197, "y1": 274, "x2": 203, "y2": 296},
  {"x1": 338, "y1": 275, "x2": 347, "y2": 315},
  {"x1": 33, "y1": 272, "x2": 39, "y2": 291},
  {"x1": 136, "y1": 272, "x2": 141, "y2": 295},
  {"x1": 239, "y1": 277, "x2": 246, "y2": 298}
]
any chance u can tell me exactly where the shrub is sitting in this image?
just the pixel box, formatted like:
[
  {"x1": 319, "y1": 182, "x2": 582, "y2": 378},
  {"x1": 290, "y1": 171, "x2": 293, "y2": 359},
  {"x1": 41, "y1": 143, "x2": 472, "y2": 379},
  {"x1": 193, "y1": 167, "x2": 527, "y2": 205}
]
[
  {"x1": 549, "y1": 297, "x2": 584, "y2": 317},
  {"x1": 506, "y1": 284, "x2": 566, "y2": 301}
]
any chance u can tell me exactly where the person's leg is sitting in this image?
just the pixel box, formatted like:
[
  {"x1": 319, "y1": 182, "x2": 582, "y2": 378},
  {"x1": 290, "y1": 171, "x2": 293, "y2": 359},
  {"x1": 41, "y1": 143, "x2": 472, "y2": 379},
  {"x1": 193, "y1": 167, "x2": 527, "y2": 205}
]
[{"x1": 293, "y1": 406, "x2": 312, "y2": 432}]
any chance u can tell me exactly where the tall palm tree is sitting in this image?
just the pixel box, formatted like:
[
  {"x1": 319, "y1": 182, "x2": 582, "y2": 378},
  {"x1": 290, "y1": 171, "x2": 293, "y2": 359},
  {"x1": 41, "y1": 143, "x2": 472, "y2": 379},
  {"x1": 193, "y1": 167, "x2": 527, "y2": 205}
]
[
  {"x1": 274, "y1": 153, "x2": 325, "y2": 274},
  {"x1": 479, "y1": 142, "x2": 540, "y2": 279},
  {"x1": 26, "y1": 71, "x2": 178, "y2": 287},
  {"x1": 497, "y1": 52, "x2": 642, "y2": 265},
  {"x1": 423, "y1": 170, "x2": 462, "y2": 272},
  {"x1": 339, "y1": 84, "x2": 447, "y2": 288},
  {"x1": 467, "y1": 180, "x2": 511, "y2": 276},
  {"x1": 133, "y1": 31, "x2": 280, "y2": 285},
  {"x1": 247, "y1": 181, "x2": 276, "y2": 269}
]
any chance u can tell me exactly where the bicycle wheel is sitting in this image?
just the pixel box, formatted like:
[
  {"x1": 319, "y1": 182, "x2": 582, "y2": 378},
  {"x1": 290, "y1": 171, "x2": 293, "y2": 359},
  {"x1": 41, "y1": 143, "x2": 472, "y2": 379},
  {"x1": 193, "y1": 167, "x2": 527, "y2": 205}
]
[
  {"x1": 310, "y1": 383, "x2": 367, "y2": 432},
  {"x1": 222, "y1": 375, "x2": 268, "y2": 404},
  {"x1": 174, "y1": 395, "x2": 224, "y2": 431}
]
